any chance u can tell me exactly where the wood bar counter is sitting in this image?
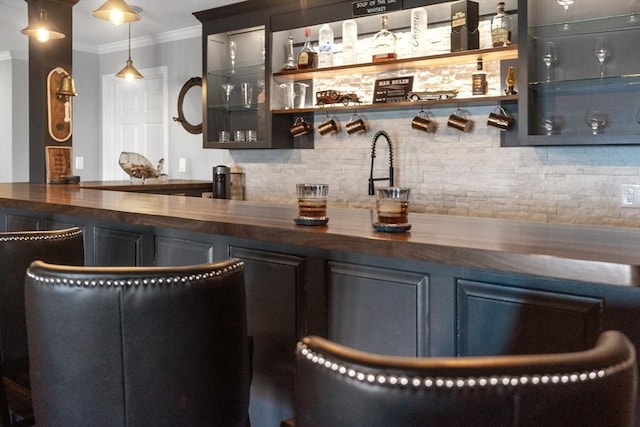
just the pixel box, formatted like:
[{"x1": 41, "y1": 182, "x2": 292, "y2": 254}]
[{"x1": 1, "y1": 182, "x2": 639, "y2": 425}]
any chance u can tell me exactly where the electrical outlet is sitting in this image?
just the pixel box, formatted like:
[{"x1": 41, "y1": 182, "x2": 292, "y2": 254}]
[
  {"x1": 75, "y1": 156, "x2": 84, "y2": 170},
  {"x1": 621, "y1": 184, "x2": 640, "y2": 207},
  {"x1": 178, "y1": 158, "x2": 186, "y2": 173}
]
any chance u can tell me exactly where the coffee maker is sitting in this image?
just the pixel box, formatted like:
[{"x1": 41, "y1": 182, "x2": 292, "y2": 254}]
[{"x1": 212, "y1": 165, "x2": 231, "y2": 199}]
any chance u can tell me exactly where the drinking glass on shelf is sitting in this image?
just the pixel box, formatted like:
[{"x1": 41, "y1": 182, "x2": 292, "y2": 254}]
[
  {"x1": 636, "y1": 107, "x2": 640, "y2": 125},
  {"x1": 556, "y1": 0, "x2": 574, "y2": 29},
  {"x1": 584, "y1": 110, "x2": 608, "y2": 135},
  {"x1": 229, "y1": 40, "x2": 237, "y2": 72},
  {"x1": 542, "y1": 41, "x2": 557, "y2": 82},
  {"x1": 220, "y1": 83, "x2": 235, "y2": 107},
  {"x1": 593, "y1": 36, "x2": 611, "y2": 78},
  {"x1": 541, "y1": 113, "x2": 559, "y2": 136}
]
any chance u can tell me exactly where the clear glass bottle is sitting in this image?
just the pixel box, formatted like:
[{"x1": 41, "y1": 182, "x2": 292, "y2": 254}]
[
  {"x1": 371, "y1": 15, "x2": 396, "y2": 62},
  {"x1": 410, "y1": 7, "x2": 428, "y2": 57},
  {"x1": 472, "y1": 57, "x2": 488, "y2": 95},
  {"x1": 491, "y1": 2, "x2": 512, "y2": 47},
  {"x1": 297, "y1": 27, "x2": 317, "y2": 69},
  {"x1": 282, "y1": 36, "x2": 297, "y2": 71},
  {"x1": 318, "y1": 23, "x2": 334, "y2": 68},
  {"x1": 341, "y1": 19, "x2": 358, "y2": 65}
]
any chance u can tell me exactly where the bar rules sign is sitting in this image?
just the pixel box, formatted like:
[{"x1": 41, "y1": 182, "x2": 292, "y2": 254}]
[{"x1": 353, "y1": 0, "x2": 403, "y2": 17}]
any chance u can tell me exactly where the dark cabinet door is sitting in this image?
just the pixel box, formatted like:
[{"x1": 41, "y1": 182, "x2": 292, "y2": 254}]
[{"x1": 457, "y1": 279, "x2": 602, "y2": 356}]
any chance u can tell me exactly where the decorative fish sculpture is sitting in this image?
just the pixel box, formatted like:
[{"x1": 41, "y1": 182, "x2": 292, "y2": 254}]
[{"x1": 118, "y1": 151, "x2": 168, "y2": 182}]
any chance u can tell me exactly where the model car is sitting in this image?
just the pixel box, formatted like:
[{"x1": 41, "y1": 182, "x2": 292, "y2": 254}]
[
  {"x1": 315, "y1": 90, "x2": 362, "y2": 107},
  {"x1": 407, "y1": 90, "x2": 458, "y2": 102}
]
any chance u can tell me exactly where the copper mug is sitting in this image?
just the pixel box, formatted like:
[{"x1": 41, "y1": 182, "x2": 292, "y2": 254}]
[
  {"x1": 411, "y1": 111, "x2": 436, "y2": 133},
  {"x1": 318, "y1": 116, "x2": 339, "y2": 135},
  {"x1": 346, "y1": 114, "x2": 366, "y2": 134},
  {"x1": 447, "y1": 109, "x2": 472, "y2": 132},
  {"x1": 290, "y1": 117, "x2": 311, "y2": 137},
  {"x1": 487, "y1": 106, "x2": 514, "y2": 131}
]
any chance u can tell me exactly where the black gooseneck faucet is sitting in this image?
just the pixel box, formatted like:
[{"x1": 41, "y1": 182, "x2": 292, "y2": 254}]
[{"x1": 368, "y1": 130, "x2": 394, "y2": 196}]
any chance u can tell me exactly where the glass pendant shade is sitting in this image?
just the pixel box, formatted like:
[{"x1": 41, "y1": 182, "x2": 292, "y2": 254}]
[
  {"x1": 21, "y1": 8, "x2": 65, "y2": 43},
  {"x1": 93, "y1": 0, "x2": 141, "y2": 25}
]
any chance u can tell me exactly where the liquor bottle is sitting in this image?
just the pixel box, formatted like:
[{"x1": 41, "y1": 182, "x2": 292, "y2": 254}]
[
  {"x1": 410, "y1": 7, "x2": 428, "y2": 57},
  {"x1": 471, "y1": 57, "x2": 487, "y2": 95},
  {"x1": 371, "y1": 15, "x2": 397, "y2": 62},
  {"x1": 342, "y1": 19, "x2": 358, "y2": 65},
  {"x1": 282, "y1": 36, "x2": 297, "y2": 71},
  {"x1": 318, "y1": 23, "x2": 334, "y2": 68},
  {"x1": 297, "y1": 27, "x2": 317, "y2": 69},
  {"x1": 491, "y1": 2, "x2": 512, "y2": 47}
]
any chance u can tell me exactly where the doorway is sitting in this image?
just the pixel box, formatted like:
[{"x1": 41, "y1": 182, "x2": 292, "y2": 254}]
[{"x1": 101, "y1": 66, "x2": 168, "y2": 180}]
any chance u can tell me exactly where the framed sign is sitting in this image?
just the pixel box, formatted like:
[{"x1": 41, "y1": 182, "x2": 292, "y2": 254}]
[
  {"x1": 352, "y1": 0, "x2": 403, "y2": 17},
  {"x1": 45, "y1": 146, "x2": 72, "y2": 184},
  {"x1": 373, "y1": 76, "x2": 414, "y2": 103}
]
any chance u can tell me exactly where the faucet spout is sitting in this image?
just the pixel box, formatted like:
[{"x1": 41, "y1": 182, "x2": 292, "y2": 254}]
[{"x1": 368, "y1": 130, "x2": 395, "y2": 195}]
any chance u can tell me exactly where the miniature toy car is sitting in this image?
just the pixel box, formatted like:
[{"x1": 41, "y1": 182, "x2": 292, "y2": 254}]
[
  {"x1": 316, "y1": 90, "x2": 362, "y2": 107},
  {"x1": 407, "y1": 90, "x2": 458, "y2": 102}
]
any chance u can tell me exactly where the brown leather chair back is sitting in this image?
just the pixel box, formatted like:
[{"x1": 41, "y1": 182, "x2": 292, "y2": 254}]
[
  {"x1": 294, "y1": 332, "x2": 637, "y2": 427},
  {"x1": 25, "y1": 258, "x2": 251, "y2": 427}
]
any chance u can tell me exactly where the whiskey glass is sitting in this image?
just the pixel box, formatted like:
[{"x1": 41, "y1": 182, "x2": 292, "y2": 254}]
[{"x1": 584, "y1": 110, "x2": 608, "y2": 135}]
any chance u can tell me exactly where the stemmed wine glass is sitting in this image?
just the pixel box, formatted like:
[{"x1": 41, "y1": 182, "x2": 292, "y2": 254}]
[
  {"x1": 584, "y1": 110, "x2": 608, "y2": 135},
  {"x1": 542, "y1": 41, "x2": 557, "y2": 82},
  {"x1": 593, "y1": 36, "x2": 610, "y2": 78},
  {"x1": 220, "y1": 83, "x2": 235, "y2": 107},
  {"x1": 229, "y1": 41, "x2": 237, "y2": 72},
  {"x1": 556, "y1": 0, "x2": 574, "y2": 30}
]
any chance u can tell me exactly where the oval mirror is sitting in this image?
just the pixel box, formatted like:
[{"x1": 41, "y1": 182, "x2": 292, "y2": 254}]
[{"x1": 174, "y1": 77, "x2": 203, "y2": 134}]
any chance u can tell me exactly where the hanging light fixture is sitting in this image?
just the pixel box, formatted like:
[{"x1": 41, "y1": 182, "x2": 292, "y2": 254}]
[
  {"x1": 21, "y1": 7, "x2": 65, "y2": 43},
  {"x1": 92, "y1": 0, "x2": 140, "y2": 25},
  {"x1": 116, "y1": 23, "x2": 143, "y2": 81}
]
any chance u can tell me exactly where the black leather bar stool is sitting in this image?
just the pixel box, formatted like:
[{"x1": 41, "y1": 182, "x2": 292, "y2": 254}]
[
  {"x1": 291, "y1": 332, "x2": 637, "y2": 427},
  {"x1": 25, "y1": 258, "x2": 251, "y2": 427},
  {"x1": 0, "y1": 227, "x2": 84, "y2": 427}
]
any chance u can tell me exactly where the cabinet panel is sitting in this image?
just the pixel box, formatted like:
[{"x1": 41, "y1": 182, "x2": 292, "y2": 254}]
[
  {"x1": 457, "y1": 279, "x2": 602, "y2": 356},
  {"x1": 93, "y1": 227, "x2": 144, "y2": 267},
  {"x1": 154, "y1": 236, "x2": 214, "y2": 266},
  {"x1": 228, "y1": 246, "x2": 306, "y2": 427},
  {"x1": 327, "y1": 261, "x2": 429, "y2": 357},
  {"x1": 4, "y1": 214, "x2": 43, "y2": 231}
]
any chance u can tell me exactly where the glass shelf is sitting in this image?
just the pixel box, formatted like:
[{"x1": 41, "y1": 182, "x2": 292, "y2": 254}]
[
  {"x1": 208, "y1": 63, "x2": 265, "y2": 78},
  {"x1": 208, "y1": 102, "x2": 265, "y2": 112},
  {"x1": 529, "y1": 13, "x2": 640, "y2": 39},
  {"x1": 529, "y1": 74, "x2": 640, "y2": 91}
]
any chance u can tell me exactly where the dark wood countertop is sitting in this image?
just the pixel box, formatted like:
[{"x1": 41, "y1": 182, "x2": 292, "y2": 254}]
[
  {"x1": 1, "y1": 182, "x2": 639, "y2": 286},
  {"x1": 78, "y1": 179, "x2": 212, "y2": 192}
]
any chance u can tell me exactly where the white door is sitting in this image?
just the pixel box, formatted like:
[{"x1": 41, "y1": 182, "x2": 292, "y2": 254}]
[{"x1": 102, "y1": 66, "x2": 168, "y2": 180}]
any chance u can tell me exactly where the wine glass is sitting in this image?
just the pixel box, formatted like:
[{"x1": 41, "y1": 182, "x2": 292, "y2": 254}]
[
  {"x1": 593, "y1": 36, "x2": 610, "y2": 78},
  {"x1": 542, "y1": 41, "x2": 557, "y2": 82},
  {"x1": 584, "y1": 110, "x2": 607, "y2": 135},
  {"x1": 220, "y1": 83, "x2": 235, "y2": 107},
  {"x1": 229, "y1": 41, "x2": 237, "y2": 72},
  {"x1": 557, "y1": 0, "x2": 574, "y2": 29},
  {"x1": 630, "y1": 0, "x2": 638, "y2": 23}
]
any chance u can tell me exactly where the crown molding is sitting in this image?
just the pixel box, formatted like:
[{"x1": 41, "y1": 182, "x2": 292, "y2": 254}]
[
  {"x1": 0, "y1": 50, "x2": 28, "y2": 61},
  {"x1": 97, "y1": 25, "x2": 201, "y2": 55}
]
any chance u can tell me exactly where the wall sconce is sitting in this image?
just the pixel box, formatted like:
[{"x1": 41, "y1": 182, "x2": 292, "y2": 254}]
[
  {"x1": 21, "y1": 8, "x2": 65, "y2": 43},
  {"x1": 92, "y1": 0, "x2": 140, "y2": 25},
  {"x1": 115, "y1": 23, "x2": 143, "y2": 81}
]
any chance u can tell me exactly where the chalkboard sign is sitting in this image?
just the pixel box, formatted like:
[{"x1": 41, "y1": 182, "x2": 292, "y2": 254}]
[
  {"x1": 373, "y1": 76, "x2": 414, "y2": 103},
  {"x1": 352, "y1": 0, "x2": 403, "y2": 17}
]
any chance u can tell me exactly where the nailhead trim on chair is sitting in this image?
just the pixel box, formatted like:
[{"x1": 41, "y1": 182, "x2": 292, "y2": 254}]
[
  {"x1": 26, "y1": 260, "x2": 244, "y2": 287},
  {"x1": 0, "y1": 229, "x2": 83, "y2": 242},
  {"x1": 297, "y1": 341, "x2": 635, "y2": 389}
]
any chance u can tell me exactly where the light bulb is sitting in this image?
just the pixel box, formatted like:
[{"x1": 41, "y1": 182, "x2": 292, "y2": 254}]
[
  {"x1": 109, "y1": 10, "x2": 124, "y2": 25},
  {"x1": 125, "y1": 72, "x2": 134, "y2": 82},
  {"x1": 36, "y1": 28, "x2": 50, "y2": 43}
]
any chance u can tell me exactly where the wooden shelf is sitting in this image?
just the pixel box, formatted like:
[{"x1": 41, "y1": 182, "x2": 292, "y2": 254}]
[
  {"x1": 272, "y1": 95, "x2": 518, "y2": 115},
  {"x1": 273, "y1": 45, "x2": 518, "y2": 81}
]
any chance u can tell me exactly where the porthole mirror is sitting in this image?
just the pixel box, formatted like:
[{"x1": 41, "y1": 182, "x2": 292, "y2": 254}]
[{"x1": 173, "y1": 77, "x2": 203, "y2": 134}]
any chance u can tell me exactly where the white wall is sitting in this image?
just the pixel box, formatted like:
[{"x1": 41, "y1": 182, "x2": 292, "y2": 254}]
[{"x1": 0, "y1": 53, "x2": 29, "y2": 183}]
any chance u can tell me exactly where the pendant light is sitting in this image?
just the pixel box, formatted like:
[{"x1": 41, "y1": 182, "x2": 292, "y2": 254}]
[
  {"x1": 116, "y1": 23, "x2": 143, "y2": 81},
  {"x1": 93, "y1": 0, "x2": 140, "y2": 25},
  {"x1": 21, "y1": 7, "x2": 65, "y2": 43}
]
